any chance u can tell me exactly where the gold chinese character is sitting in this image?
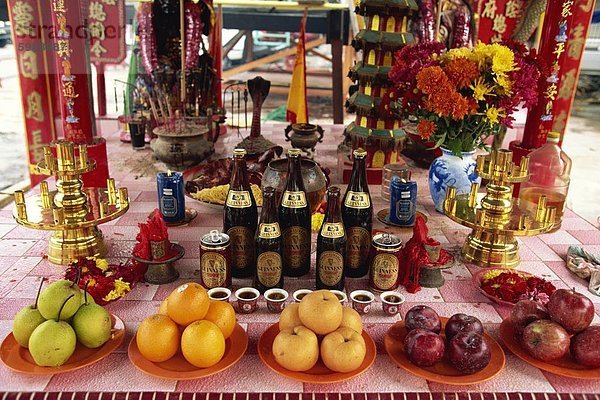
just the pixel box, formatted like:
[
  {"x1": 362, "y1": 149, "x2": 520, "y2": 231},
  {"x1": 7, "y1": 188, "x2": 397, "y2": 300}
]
[
  {"x1": 30, "y1": 129, "x2": 44, "y2": 163},
  {"x1": 62, "y1": 60, "x2": 71, "y2": 76},
  {"x1": 56, "y1": 39, "x2": 70, "y2": 58},
  {"x1": 557, "y1": 69, "x2": 576, "y2": 100},
  {"x1": 492, "y1": 14, "x2": 507, "y2": 34},
  {"x1": 26, "y1": 91, "x2": 44, "y2": 122},
  {"x1": 12, "y1": 1, "x2": 34, "y2": 37},
  {"x1": 481, "y1": 0, "x2": 497, "y2": 19},
  {"x1": 561, "y1": 0, "x2": 573, "y2": 18},
  {"x1": 89, "y1": 21, "x2": 105, "y2": 39},
  {"x1": 19, "y1": 50, "x2": 38, "y2": 80},
  {"x1": 52, "y1": 0, "x2": 65, "y2": 12},
  {"x1": 552, "y1": 111, "x2": 567, "y2": 135},
  {"x1": 90, "y1": 40, "x2": 107, "y2": 57},
  {"x1": 102, "y1": 0, "x2": 117, "y2": 4},
  {"x1": 505, "y1": 0, "x2": 522, "y2": 19},
  {"x1": 546, "y1": 83, "x2": 558, "y2": 101},
  {"x1": 89, "y1": 1, "x2": 106, "y2": 22},
  {"x1": 490, "y1": 33, "x2": 503, "y2": 43},
  {"x1": 62, "y1": 81, "x2": 79, "y2": 99},
  {"x1": 578, "y1": 0, "x2": 594, "y2": 12},
  {"x1": 567, "y1": 24, "x2": 585, "y2": 60},
  {"x1": 553, "y1": 42, "x2": 565, "y2": 59}
]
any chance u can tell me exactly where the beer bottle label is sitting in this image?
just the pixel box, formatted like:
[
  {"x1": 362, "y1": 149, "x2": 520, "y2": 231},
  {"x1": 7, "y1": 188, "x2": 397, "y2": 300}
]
[
  {"x1": 320, "y1": 222, "x2": 345, "y2": 238},
  {"x1": 257, "y1": 251, "x2": 282, "y2": 288},
  {"x1": 258, "y1": 223, "x2": 281, "y2": 239},
  {"x1": 346, "y1": 227, "x2": 371, "y2": 269},
  {"x1": 318, "y1": 251, "x2": 344, "y2": 287},
  {"x1": 201, "y1": 252, "x2": 228, "y2": 288},
  {"x1": 226, "y1": 190, "x2": 252, "y2": 208},
  {"x1": 344, "y1": 191, "x2": 371, "y2": 209},
  {"x1": 281, "y1": 190, "x2": 307, "y2": 208},
  {"x1": 283, "y1": 226, "x2": 310, "y2": 269},
  {"x1": 371, "y1": 253, "x2": 399, "y2": 291},
  {"x1": 227, "y1": 226, "x2": 255, "y2": 270}
]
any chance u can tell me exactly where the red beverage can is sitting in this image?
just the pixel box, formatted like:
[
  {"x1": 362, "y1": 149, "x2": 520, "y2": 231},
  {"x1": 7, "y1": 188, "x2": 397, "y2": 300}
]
[
  {"x1": 368, "y1": 233, "x2": 403, "y2": 292},
  {"x1": 200, "y1": 230, "x2": 231, "y2": 289}
]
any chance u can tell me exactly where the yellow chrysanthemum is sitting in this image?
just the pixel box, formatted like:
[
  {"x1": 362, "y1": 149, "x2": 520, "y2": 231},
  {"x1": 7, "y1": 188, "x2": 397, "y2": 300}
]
[
  {"x1": 471, "y1": 79, "x2": 493, "y2": 101},
  {"x1": 490, "y1": 44, "x2": 516, "y2": 77},
  {"x1": 95, "y1": 258, "x2": 109, "y2": 272},
  {"x1": 102, "y1": 278, "x2": 131, "y2": 302},
  {"x1": 311, "y1": 213, "x2": 325, "y2": 232},
  {"x1": 444, "y1": 47, "x2": 472, "y2": 61},
  {"x1": 485, "y1": 106, "x2": 505, "y2": 124}
]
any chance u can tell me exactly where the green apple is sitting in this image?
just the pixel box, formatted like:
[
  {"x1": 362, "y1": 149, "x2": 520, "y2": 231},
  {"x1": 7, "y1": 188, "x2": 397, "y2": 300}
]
[
  {"x1": 29, "y1": 294, "x2": 77, "y2": 367},
  {"x1": 38, "y1": 279, "x2": 82, "y2": 320},
  {"x1": 12, "y1": 278, "x2": 47, "y2": 348}
]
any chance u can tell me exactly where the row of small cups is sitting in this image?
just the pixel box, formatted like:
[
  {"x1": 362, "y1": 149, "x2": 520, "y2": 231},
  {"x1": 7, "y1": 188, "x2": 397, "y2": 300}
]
[{"x1": 207, "y1": 287, "x2": 405, "y2": 316}]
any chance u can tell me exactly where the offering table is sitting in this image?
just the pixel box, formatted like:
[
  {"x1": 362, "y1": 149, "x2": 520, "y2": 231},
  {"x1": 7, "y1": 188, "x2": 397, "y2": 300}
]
[{"x1": 0, "y1": 122, "x2": 599, "y2": 397}]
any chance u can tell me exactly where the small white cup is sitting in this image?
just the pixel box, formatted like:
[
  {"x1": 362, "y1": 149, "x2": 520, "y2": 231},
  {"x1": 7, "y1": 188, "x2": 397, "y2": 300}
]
[
  {"x1": 234, "y1": 287, "x2": 260, "y2": 314},
  {"x1": 380, "y1": 291, "x2": 405, "y2": 316},
  {"x1": 330, "y1": 289, "x2": 347, "y2": 303},
  {"x1": 349, "y1": 290, "x2": 376, "y2": 315},
  {"x1": 207, "y1": 287, "x2": 232, "y2": 302},
  {"x1": 264, "y1": 288, "x2": 289, "y2": 313},
  {"x1": 293, "y1": 289, "x2": 313, "y2": 302}
]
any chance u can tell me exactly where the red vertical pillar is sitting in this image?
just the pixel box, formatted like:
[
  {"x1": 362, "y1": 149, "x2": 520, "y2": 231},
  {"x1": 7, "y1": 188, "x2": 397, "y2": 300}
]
[
  {"x1": 509, "y1": 0, "x2": 575, "y2": 162},
  {"x1": 49, "y1": 0, "x2": 109, "y2": 187}
]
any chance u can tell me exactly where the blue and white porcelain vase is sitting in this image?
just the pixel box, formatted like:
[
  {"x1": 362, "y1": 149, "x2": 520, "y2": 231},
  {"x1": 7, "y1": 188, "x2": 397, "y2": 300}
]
[{"x1": 428, "y1": 148, "x2": 480, "y2": 213}]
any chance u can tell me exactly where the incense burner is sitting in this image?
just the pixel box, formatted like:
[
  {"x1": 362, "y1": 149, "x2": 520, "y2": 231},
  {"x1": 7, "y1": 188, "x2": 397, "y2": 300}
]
[{"x1": 151, "y1": 119, "x2": 214, "y2": 170}]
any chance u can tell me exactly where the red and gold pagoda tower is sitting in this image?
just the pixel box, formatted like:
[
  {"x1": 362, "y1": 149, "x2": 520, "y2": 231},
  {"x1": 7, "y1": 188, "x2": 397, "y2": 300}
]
[{"x1": 345, "y1": 0, "x2": 418, "y2": 181}]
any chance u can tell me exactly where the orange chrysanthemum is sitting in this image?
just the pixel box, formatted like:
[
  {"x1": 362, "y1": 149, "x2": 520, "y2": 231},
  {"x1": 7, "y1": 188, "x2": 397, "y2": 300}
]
[
  {"x1": 452, "y1": 94, "x2": 471, "y2": 120},
  {"x1": 417, "y1": 119, "x2": 437, "y2": 140},
  {"x1": 424, "y1": 81, "x2": 457, "y2": 117},
  {"x1": 444, "y1": 58, "x2": 480, "y2": 89},
  {"x1": 416, "y1": 66, "x2": 450, "y2": 95}
]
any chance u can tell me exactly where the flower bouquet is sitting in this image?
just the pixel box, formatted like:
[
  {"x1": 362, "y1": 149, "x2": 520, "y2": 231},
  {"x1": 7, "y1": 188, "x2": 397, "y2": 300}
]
[
  {"x1": 385, "y1": 41, "x2": 545, "y2": 156},
  {"x1": 384, "y1": 41, "x2": 546, "y2": 210}
]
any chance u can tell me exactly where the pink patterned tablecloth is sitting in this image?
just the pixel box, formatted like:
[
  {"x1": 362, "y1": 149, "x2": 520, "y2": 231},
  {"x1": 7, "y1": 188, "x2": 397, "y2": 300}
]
[{"x1": 0, "y1": 122, "x2": 599, "y2": 395}]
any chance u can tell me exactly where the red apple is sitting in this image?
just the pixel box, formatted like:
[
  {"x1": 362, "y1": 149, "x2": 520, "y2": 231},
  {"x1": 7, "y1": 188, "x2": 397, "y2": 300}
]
[
  {"x1": 571, "y1": 326, "x2": 600, "y2": 367},
  {"x1": 445, "y1": 313, "x2": 484, "y2": 341},
  {"x1": 511, "y1": 300, "x2": 549, "y2": 336},
  {"x1": 521, "y1": 320, "x2": 570, "y2": 362},
  {"x1": 404, "y1": 305, "x2": 441, "y2": 334},
  {"x1": 547, "y1": 288, "x2": 594, "y2": 333},
  {"x1": 447, "y1": 332, "x2": 491, "y2": 374},
  {"x1": 404, "y1": 329, "x2": 445, "y2": 367}
]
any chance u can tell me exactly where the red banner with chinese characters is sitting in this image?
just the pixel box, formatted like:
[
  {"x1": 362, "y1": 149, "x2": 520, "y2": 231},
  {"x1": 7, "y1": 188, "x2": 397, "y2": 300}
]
[
  {"x1": 552, "y1": 0, "x2": 595, "y2": 140},
  {"x1": 7, "y1": 0, "x2": 57, "y2": 186},
  {"x1": 89, "y1": 0, "x2": 127, "y2": 64},
  {"x1": 476, "y1": 0, "x2": 524, "y2": 43}
]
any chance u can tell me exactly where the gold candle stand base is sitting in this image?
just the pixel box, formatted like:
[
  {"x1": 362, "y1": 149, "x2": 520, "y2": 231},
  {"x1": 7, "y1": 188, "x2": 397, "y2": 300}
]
[
  {"x1": 444, "y1": 149, "x2": 555, "y2": 269},
  {"x1": 48, "y1": 226, "x2": 107, "y2": 265}
]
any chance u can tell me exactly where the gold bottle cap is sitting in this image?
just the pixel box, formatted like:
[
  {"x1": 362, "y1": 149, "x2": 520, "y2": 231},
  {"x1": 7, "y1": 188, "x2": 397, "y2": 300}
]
[
  {"x1": 353, "y1": 148, "x2": 367, "y2": 158},
  {"x1": 233, "y1": 148, "x2": 247, "y2": 157},
  {"x1": 287, "y1": 148, "x2": 302, "y2": 157},
  {"x1": 547, "y1": 132, "x2": 560, "y2": 141}
]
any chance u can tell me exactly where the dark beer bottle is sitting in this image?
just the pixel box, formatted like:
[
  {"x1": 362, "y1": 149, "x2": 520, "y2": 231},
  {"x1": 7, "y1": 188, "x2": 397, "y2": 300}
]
[
  {"x1": 341, "y1": 148, "x2": 373, "y2": 278},
  {"x1": 223, "y1": 148, "x2": 257, "y2": 278},
  {"x1": 254, "y1": 187, "x2": 283, "y2": 292},
  {"x1": 279, "y1": 148, "x2": 311, "y2": 277},
  {"x1": 317, "y1": 186, "x2": 346, "y2": 290}
]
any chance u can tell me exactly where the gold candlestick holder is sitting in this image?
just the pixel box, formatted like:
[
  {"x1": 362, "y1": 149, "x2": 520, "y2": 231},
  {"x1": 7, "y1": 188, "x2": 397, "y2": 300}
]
[
  {"x1": 443, "y1": 149, "x2": 555, "y2": 269},
  {"x1": 12, "y1": 141, "x2": 130, "y2": 265}
]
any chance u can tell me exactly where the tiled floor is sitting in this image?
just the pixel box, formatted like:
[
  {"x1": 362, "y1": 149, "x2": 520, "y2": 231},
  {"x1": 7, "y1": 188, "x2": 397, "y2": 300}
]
[{"x1": 0, "y1": 122, "x2": 599, "y2": 394}]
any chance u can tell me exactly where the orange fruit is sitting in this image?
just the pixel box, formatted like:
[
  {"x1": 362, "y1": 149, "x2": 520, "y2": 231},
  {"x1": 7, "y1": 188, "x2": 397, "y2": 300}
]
[
  {"x1": 181, "y1": 320, "x2": 225, "y2": 368},
  {"x1": 136, "y1": 314, "x2": 179, "y2": 362},
  {"x1": 158, "y1": 297, "x2": 169, "y2": 315},
  {"x1": 204, "y1": 300, "x2": 237, "y2": 339},
  {"x1": 167, "y1": 282, "x2": 210, "y2": 326}
]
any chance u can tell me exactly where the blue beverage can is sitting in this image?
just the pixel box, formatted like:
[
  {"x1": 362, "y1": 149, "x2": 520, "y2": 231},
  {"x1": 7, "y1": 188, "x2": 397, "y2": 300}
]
[
  {"x1": 157, "y1": 171, "x2": 185, "y2": 223},
  {"x1": 389, "y1": 176, "x2": 417, "y2": 226}
]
